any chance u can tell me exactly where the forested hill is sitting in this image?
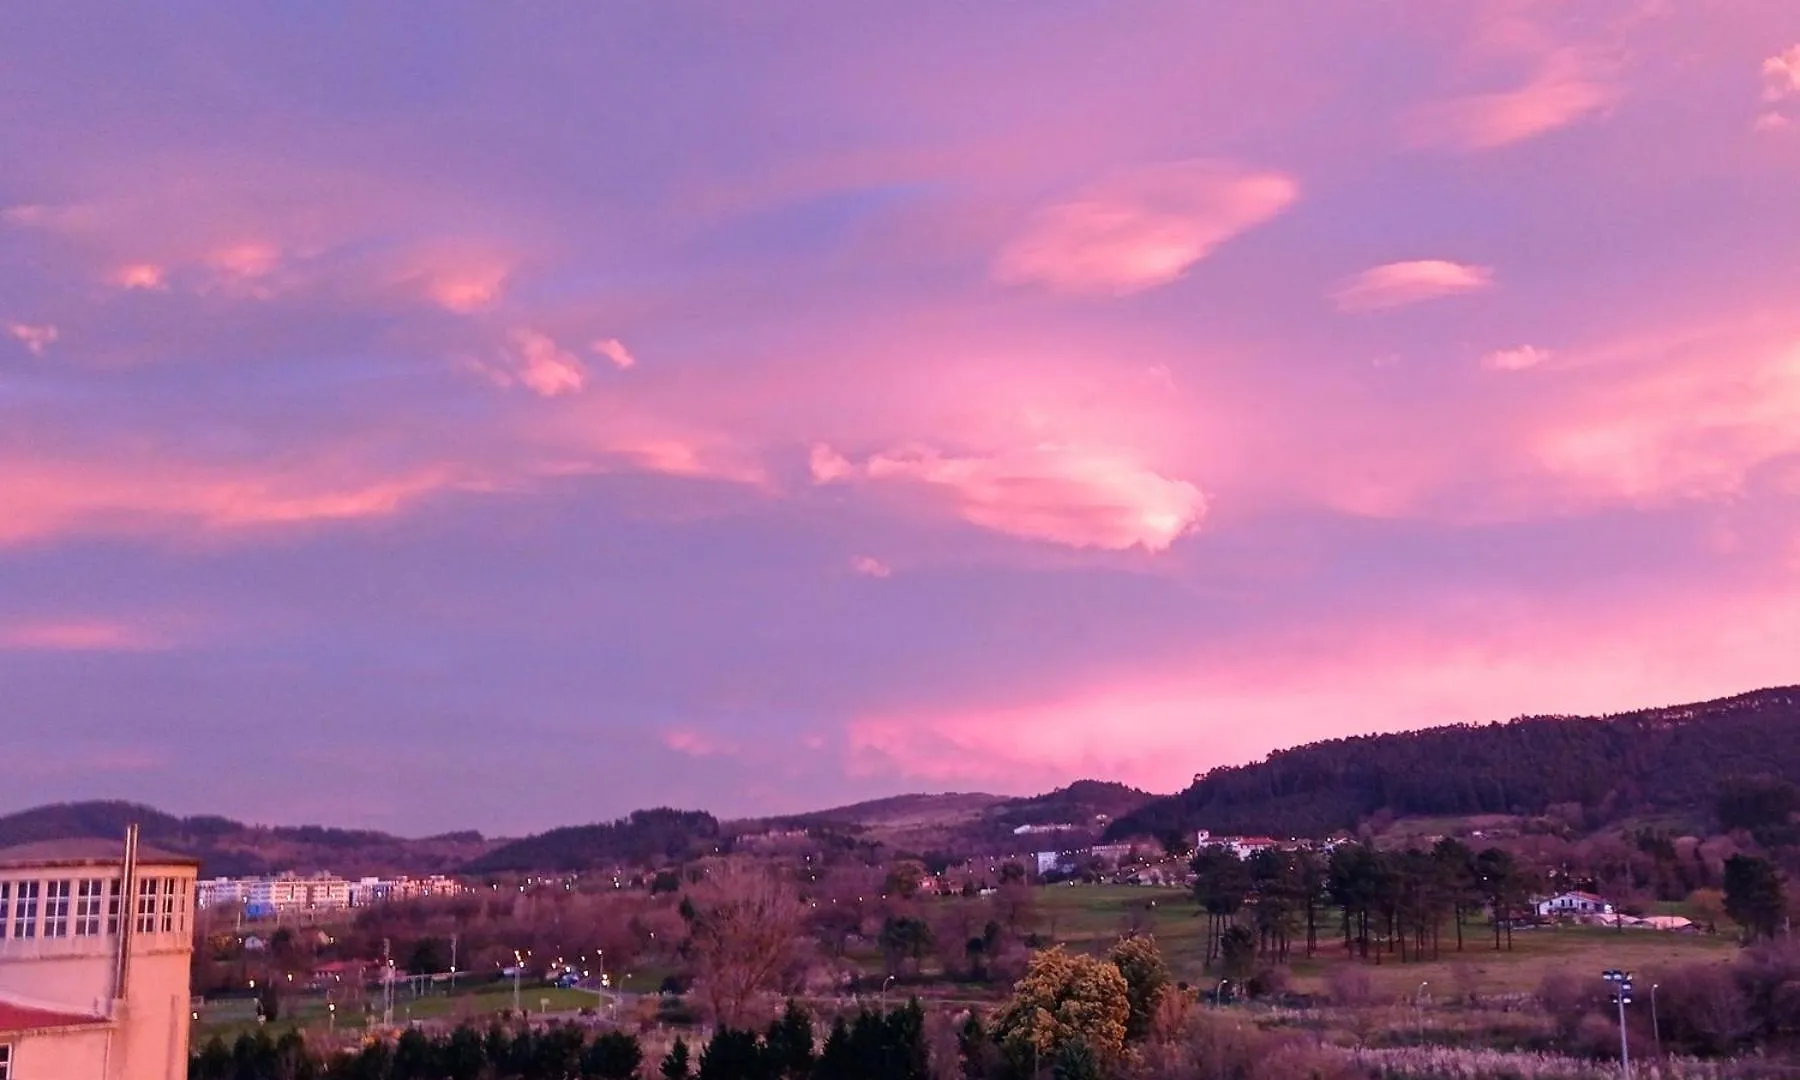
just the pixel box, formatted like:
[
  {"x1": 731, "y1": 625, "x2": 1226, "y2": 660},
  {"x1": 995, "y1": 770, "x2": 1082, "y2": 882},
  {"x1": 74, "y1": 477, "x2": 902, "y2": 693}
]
[
  {"x1": 0, "y1": 801, "x2": 492, "y2": 878},
  {"x1": 1106, "y1": 686, "x2": 1800, "y2": 841}
]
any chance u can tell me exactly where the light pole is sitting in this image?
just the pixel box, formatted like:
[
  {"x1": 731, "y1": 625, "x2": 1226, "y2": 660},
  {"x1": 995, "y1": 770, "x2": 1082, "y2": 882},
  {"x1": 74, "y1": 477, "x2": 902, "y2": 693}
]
[
  {"x1": 513, "y1": 950, "x2": 524, "y2": 1016},
  {"x1": 882, "y1": 975, "x2": 896, "y2": 1008},
  {"x1": 1216, "y1": 979, "x2": 1229, "y2": 1006},
  {"x1": 1416, "y1": 981, "x2": 1430, "y2": 1043},
  {"x1": 1650, "y1": 984, "x2": 1660, "y2": 1057},
  {"x1": 1603, "y1": 969, "x2": 1633, "y2": 1080}
]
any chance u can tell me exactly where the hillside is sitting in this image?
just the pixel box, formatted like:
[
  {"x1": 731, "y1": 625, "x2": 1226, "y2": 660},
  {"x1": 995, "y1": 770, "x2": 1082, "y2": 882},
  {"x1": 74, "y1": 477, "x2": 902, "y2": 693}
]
[
  {"x1": 1107, "y1": 686, "x2": 1800, "y2": 841},
  {"x1": 0, "y1": 801, "x2": 494, "y2": 878},
  {"x1": 462, "y1": 808, "x2": 724, "y2": 873},
  {"x1": 760, "y1": 781, "x2": 1157, "y2": 854}
]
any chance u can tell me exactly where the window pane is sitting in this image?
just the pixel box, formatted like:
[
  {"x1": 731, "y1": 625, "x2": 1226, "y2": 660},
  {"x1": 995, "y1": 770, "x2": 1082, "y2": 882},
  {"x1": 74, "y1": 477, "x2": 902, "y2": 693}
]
[
  {"x1": 0, "y1": 882, "x2": 10, "y2": 940},
  {"x1": 75, "y1": 879, "x2": 104, "y2": 936},
  {"x1": 44, "y1": 880, "x2": 70, "y2": 938},
  {"x1": 14, "y1": 882, "x2": 39, "y2": 939},
  {"x1": 107, "y1": 879, "x2": 121, "y2": 935}
]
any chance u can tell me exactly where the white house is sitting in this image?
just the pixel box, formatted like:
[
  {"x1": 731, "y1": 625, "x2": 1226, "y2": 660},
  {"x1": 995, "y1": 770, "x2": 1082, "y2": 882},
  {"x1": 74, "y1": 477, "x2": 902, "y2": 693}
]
[
  {"x1": 0, "y1": 832, "x2": 197, "y2": 1080},
  {"x1": 1535, "y1": 891, "x2": 1614, "y2": 918}
]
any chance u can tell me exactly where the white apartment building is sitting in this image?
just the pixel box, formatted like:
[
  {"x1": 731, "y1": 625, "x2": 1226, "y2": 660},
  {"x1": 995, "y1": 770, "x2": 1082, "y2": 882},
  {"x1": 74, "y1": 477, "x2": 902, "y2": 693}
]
[{"x1": 0, "y1": 833, "x2": 196, "y2": 1080}]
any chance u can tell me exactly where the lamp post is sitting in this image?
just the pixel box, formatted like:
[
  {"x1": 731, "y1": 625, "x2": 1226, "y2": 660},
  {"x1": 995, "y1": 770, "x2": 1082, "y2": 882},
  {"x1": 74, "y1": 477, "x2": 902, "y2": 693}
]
[
  {"x1": 1216, "y1": 979, "x2": 1229, "y2": 1006},
  {"x1": 882, "y1": 975, "x2": 896, "y2": 1008},
  {"x1": 1650, "y1": 984, "x2": 1661, "y2": 1057},
  {"x1": 1416, "y1": 981, "x2": 1430, "y2": 1043},
  {"x1": 1603, "y1": 969, "x2": 1633, "y2": 1080},
  {"x1": 513, "y1": 950, "x2": 524, "y2": 1016}
]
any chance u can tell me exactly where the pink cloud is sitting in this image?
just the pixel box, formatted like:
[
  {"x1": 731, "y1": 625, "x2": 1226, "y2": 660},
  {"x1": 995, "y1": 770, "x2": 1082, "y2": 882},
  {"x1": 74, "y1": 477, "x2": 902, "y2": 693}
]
[
  {"x1": 506, "y1": 330, "x2": 588, "y2": 398},
  {"x1": 111, "y1": 263, "x2": 167, "y2": 290},
  {"x1": 1528, "y1": 342, "x2": 1800, "y2": 504},
  {"x1": 1331, "y1": 260, "x2": 1494, "y2": 313},
  {"x1": 815, "y1": 442, "x2": 1205, "y2": 552},
  {"x1": 0, "y1": 455, "x2": 468, "y2": 546},
  {"x1": 591, "y1": 338, "x2": 638, "y2": 371},
  {"x1": 1763, "y1": 44, "x2": 1800, "y2": 101},
  {"x1": 1754, "y1": 111, "x2": 1793, "y2": 134},
  {"x1": 1483, "y1": 344, "x2": 1552, "y2": 371},
  {"x1": 663, "y1": 729, "x2": 734, "y2": 757},
  {"x1": 848, "y1": 580, "x2": 1800, "y2": 794},
  {"x1": 6, "y1": 322, "x2": 58, "y2": 356},
  {"x1": 1409, "y1": 49, "x2": 1618, "y2": 150},
  {"x1": 992, "y1": 160, "x2": 1298, "y2": 295},
  {"x1": 849, "y1": 555, "x2": 892, "y2": 578},
  {"x1": 0, "y1": 619, "x2": 172, "y2": 652}
]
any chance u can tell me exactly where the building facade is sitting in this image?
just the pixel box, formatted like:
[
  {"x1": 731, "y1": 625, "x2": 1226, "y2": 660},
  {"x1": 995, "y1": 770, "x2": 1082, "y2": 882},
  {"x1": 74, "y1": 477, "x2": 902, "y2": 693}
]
[{"x1": 0, "y1": 834, "x2": 197, "y2": 1080}]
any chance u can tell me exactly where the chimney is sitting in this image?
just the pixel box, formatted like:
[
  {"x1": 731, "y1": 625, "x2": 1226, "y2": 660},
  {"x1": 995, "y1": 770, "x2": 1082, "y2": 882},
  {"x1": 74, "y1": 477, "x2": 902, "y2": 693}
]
[{"x1": 113, "y1": 823, "x2": 140, "y2": 1005}]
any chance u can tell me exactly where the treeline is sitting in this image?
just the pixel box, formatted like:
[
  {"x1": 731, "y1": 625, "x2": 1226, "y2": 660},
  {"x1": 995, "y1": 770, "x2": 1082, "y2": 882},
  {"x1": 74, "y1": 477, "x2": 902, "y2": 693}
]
[
  {"x1": 467, "y1": 810, "x2": 724, "y2": 873},
  {"x1": 189, "y1": 1001, "x2": 934, "y2": 1080},
  {"x1": 1190, "y1": 840, "x2": 1790, "y2": 978},
  {"x1": 1111, "y1": 686, "x2": 1800, "y2": 840}
]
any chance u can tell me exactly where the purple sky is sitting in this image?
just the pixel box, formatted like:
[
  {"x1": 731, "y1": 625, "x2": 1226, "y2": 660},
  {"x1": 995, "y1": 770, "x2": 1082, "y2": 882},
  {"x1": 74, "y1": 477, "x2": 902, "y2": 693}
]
[{"x1": 4, "y1": 3, "x2": 1800, "y2": 835}]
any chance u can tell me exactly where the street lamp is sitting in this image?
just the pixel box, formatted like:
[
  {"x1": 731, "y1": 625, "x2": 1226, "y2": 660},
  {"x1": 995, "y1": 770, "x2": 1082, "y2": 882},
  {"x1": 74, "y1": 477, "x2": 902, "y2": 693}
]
[
  {"x1": 1650, "y1": 984, "x2": 1661, "y2": 1057},
  {"x1": 1416, "y1": 982, "x2": 1430, "y2": 1043},
  {"x1": 1603, "y1": 969, "x2": 1633, "y2": 1080},
  {"x1": 513, "y1": 950, "x2": 524, "y2": 1015}
]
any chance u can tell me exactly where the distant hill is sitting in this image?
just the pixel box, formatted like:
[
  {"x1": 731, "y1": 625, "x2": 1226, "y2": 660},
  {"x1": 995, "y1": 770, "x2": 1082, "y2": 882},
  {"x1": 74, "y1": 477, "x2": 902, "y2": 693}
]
[
  {"x1": 760, "y1": 781, "x2": 1157, "y2": 855},
  {"x1": 1107, "y1": 686, "x2": 1800, "y2": 842},
  {"x1": 463, "y1": 808, "x2": 723, "y2": 873},
  {"x1": 0, "y1": 801, "x2": 494, "y2": 878}
]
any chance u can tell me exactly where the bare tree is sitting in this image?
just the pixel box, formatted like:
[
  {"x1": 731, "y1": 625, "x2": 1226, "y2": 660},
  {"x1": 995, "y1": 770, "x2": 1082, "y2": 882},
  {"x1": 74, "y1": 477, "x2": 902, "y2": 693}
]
[{"x1": 683, "y1": 860, "x2": 808, "y2": 1028}]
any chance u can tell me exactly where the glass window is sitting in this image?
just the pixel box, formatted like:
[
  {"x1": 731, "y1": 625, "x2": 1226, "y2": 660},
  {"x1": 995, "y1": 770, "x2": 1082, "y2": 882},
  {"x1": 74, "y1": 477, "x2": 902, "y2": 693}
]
[
  {"x1": 75, "y1": 879, "x2": 106, "y2": 936},
  {"x1": 135, "y1": 877, "x2": 158, "y2": 934},
  {"x1": 1, "y1": 1041, "x2": 11, "y2": 1079},
  {"x1": 12, "y1": 882, "x2": 38, "y2": 939},
  {"x1": 178, "y1": 879, "x2": 189, "y2": 935},
  {"x1": 107, "y1": 878, "x2": 121, "y2": 935},
  {"x1": 43, "y1": 880, "x2": 70, "y2": 938},
  {"x1": 0, "y1": 882, "x2": 10, "y2": 940},
  {"x1": 160, "y1": 877, "x2": 176, "y2": 933}
]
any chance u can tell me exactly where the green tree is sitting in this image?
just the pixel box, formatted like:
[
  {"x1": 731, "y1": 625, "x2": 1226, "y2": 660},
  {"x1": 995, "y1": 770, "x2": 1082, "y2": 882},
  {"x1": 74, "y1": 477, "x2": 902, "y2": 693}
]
[
  {"x1": 992, "y1": 946, "x2": 1131, "y2": 1072},
  {"x1": 661, "y1": 1036, "x2": 694, "y2": 1080},
  {"x1": 584, "y1": 1030, "x2": 645, "y2": 1080},
  {"x1": 1723, "y1": 854, "x2": 1786, "y2": 941},
  {"x1": 1191, "y1": 846, "x2": 1250, "y2": 966},
  {"x1": 885, "y1": 860, "x2": 928, "y2": 900},
  {"x1": 763, "y1": 1000, "x2": 816, "y2": 1079},
  {"x1": 1106, "y1": 935, "x2": 1169, "y2": 1042},
  {"x1": 405, "y1": 936, "x2": 451, "y2": 976},
  {"x1": 879, "y1": 915, "x2": 934, "y2": 977}
]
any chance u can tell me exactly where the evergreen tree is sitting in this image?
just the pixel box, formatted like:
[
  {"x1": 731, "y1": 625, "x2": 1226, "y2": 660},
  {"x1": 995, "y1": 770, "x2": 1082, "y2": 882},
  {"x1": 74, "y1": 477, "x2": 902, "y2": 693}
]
[
  {"x1": 661, "y1": 1037, "x2": 694, "y2": 1080},
  {"x1": 1724, "y1": 854, "x2": 1787, "y2": 940},
  {"x1": 584, "y1": 1030, "x2": 645, "y2": 1080}
]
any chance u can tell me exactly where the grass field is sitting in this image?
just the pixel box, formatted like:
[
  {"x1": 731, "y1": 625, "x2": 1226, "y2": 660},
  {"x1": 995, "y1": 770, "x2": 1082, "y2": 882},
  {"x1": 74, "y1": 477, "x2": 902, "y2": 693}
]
[
  {"x1": 1029, "y1": 884, "x2": 1739, "y2": 998},
  {"x1": 196, "y1": 983, "x2": 601, "y2": 1043}
]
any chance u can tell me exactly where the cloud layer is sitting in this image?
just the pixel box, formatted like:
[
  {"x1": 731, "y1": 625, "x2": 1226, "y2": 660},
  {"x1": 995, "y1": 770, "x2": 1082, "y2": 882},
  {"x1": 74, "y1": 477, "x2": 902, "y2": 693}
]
[{"x1": 2, "y1": 3, "x2": 1798, "y2": 831}]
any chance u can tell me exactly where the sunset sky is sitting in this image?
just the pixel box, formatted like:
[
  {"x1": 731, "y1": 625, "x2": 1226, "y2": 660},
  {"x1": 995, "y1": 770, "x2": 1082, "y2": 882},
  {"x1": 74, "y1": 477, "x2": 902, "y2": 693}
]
[{"x1": 4, "y1": 3, "x2": 1800, "y2": 835}]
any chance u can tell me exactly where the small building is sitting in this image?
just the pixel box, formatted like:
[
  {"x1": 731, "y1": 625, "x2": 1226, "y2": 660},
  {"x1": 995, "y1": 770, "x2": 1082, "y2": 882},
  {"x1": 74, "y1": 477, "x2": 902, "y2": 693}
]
[
  {"x1": 1535, "y1": 891, "x2": 1614, "y2": 918},
  {"x1": 0, "y1": 833, "x2": 197, "y2": 1079}
]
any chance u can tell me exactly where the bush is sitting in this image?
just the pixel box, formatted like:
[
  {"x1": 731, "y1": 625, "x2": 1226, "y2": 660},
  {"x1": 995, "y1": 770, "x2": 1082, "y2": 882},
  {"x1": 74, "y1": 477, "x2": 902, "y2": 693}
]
[
  {"x1": 1247, "y1": 966, "x2": 1289, "y2": 999},
  {"x1": 1327, "y1": 964, "x2": 1373, "y2": 1007}
]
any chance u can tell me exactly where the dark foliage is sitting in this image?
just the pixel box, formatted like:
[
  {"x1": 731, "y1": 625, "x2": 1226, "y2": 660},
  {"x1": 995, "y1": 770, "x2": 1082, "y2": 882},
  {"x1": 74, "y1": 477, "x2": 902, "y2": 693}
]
[
  {"x1": 466, "y1": 808, "x2": 724, "y2": 873},
  {"x1": 1109, "y1": 687, "x2": 1800, "y2": 840}
]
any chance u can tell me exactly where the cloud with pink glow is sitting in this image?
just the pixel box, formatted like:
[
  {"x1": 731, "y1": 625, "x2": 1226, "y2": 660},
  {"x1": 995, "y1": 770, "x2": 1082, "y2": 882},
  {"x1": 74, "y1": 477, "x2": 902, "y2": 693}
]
[
  {"x1": 1, "y1": 3, "x2": 1798, "y2": 832},
  {"x1": 1331, "y1": 260, "x2": 1494, "y2": 312},
  {"x1": 993, "y1": 161, "x2": 1298, "y2": 295}
]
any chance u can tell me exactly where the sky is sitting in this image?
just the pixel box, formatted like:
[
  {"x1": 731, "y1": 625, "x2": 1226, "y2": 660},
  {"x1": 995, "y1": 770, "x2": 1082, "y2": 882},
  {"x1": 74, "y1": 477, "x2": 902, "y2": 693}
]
[{"x1": 3, "y1": 2, "x2": 1800, "y2": 836}]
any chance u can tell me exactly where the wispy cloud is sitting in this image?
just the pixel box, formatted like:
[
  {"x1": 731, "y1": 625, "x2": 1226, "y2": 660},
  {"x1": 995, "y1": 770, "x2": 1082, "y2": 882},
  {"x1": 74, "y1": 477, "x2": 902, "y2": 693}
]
[
  {"x1": 6, "y1": 322, "x2": 58, "y2": 355},
  {"x1": 815, "y1": 443, "x2": 1206, "y2": 552},
  {"x1": 1331, "y1": 260, "x2": 1494, "y2": 313},
  {"x1": 1484, "y1": 344, "x2": 1552, "y2": 371},
  {"x1": 1409, "y1": 49, "x2": 1618, "y2": 151},
  {"x1": 849, "y1": 555, "x2": 892, "y2": 578},
  {"x1": 591, "y1": 338, "x2": 638, "y2": 370},
  {"x1": 0, "y1": 619, "x2": 173, "y2": 652},
  {"x1": 506, "y1": 330, "x2": 588, "y2": 398},
  {"x1": 110, "y1": 263, "x2": 167, "y2": 290},
  {"x1": 1763, "y1": 44, "x2": 1800, "y2": 101},
  {"x1": 662, "y1": 729, "x2": 735, "y2": 757},
  {"x1": 993, "y1": 160, "x2": 1298, "y2": 295}
]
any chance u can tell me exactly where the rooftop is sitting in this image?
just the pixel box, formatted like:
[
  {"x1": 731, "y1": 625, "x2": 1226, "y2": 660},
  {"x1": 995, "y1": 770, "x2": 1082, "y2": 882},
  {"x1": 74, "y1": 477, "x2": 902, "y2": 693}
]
[
  {"x1": 0, "y1": 837, "x2": 199, "y2": 871},
  {"x1": 0, "y1": 999, "x2": 110, "y2": 1035}
]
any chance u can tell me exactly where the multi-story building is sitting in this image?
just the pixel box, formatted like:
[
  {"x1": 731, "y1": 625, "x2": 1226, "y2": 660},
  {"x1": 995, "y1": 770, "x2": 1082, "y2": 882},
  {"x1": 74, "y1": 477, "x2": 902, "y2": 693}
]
[
  {"x1": 0, "y1": 832, "x2": 197, "y2": 1080},
  {"x1": 247, "y1": 874, "x2": 352, "y2": 913}
]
